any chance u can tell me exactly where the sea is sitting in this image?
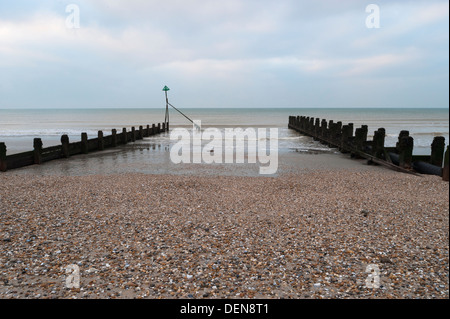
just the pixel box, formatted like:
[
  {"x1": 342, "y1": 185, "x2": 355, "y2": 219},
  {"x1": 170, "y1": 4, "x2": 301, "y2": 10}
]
[{"x1": 0, "y1": 108, "x2": 448, "y2": 176}]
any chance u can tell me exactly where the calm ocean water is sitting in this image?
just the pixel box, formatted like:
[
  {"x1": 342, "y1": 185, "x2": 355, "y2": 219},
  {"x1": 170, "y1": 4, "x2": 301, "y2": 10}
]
[{"x1": 0, "y1": 108, "x2": 448, "y2": 156}]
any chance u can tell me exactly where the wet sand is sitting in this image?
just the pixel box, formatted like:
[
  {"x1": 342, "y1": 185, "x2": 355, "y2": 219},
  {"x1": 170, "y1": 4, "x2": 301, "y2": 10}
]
[{"x1": 3, "y1": 136, "x2": 384, "y2": 177}]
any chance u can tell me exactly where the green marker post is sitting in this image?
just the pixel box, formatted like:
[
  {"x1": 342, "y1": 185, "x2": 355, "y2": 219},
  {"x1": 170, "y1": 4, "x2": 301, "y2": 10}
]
[{"x1": 163, "y1": 85, "x2": 170, "y2": 131}]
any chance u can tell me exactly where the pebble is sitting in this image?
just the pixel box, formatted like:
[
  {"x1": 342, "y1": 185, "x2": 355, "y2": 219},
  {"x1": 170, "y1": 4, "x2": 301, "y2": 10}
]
[{"x1": 0, "y1": 170, "x2": 448, "y2": 299}]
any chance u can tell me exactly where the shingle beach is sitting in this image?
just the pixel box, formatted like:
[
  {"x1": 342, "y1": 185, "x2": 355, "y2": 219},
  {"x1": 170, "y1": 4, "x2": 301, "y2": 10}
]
[{"x1": 1, "y1": 164, "x2": 448, "y2": 299}]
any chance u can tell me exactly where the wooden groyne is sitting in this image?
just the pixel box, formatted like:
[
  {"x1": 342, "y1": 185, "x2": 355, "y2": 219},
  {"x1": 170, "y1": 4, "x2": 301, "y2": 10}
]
[
  {"x1": 0, "y1": 122, "x2": 168, "y2": 172},
  {"x1": 289, "y1": 115, "x2": 449, "y2": 181}
]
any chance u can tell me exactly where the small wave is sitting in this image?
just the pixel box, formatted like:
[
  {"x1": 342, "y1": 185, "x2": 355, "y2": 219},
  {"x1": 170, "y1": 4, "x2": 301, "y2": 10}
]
[{"x1": 0, "y1": 129, "x2": 105, "y2": 137}]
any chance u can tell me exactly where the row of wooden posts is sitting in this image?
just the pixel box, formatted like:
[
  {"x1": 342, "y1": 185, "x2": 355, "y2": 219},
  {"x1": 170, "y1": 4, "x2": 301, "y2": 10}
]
[
  {"x1": 0, "y1": 122, "x2": 168, "y2": 172},
  {"x1": 288, "y1": 115, "x2": 449, "y2": 181}
]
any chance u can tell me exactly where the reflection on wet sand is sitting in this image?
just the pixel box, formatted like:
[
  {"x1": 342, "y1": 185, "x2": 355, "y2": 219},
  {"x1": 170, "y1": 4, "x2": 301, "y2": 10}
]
[{"x1": 6, "y1": 136, "x2": 385, "y2": 177}]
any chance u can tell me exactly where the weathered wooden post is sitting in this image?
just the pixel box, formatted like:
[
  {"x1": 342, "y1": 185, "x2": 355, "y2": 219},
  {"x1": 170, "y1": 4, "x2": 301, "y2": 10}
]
[
  {"x1": 321, "y1": 119, "x2": 327, "y2": 139},
  {"x1": 151, "y1": 124, "x2": 156, "y2": 136},
  {"x1": 33, "y1": 138, "x2": 43, "y2": 164},
  {"x1": 0, "y1": 142, "x2": 7, "y2": 172},
  {"x1": 146, "y1": 125, "x2": 150, "y2": 137},
  {"x1": 398, "y1": 135, "x2": 414, "y2": 169},
  {"x1": 81, "y1": 133, "x2": 88, "y2": 154},
  {"x1": 430, "y1": 136, "x2": 445, "y2": 167},
  {"x1": 353, "y1": 128, "x2": 362, "y2": 152},
  {"x1": 162, "y1": 122, "x2": 166, "y2": 132},
  {"x1": 157, "y1": 123, "x2": 161, "y2": 134},
  {"x1": 396, "y1": 130, "x2": 409, "y2": 152},
  {"x1": 309, "y1": 118, "x2": 314, "y2": 136},
  {"x1": 61, "y1": 135, "x2": 70, "y2": 158},
  {"x1": 112, "y1": 129, "x2": 117, "y2": 147},
  {"x1": 340, "y1": 125, "x2": 351, "y2": 153},
  {"x1": 122, "y1": 128, "x2": 128, "y2": 144},
  {"x1": 306, "y1": 117, "x2": 311, "y2": 134},
  {"x1": 335, "y1": 121, "x2": 342, "y2": 145},
  {"x1": 346, "y1": 123, "x2": 354, "y2": 147},
  {"x1": 443, "y1": 145, "x2": 449, "y2": 181},
  {"x1": 138, "y1": 126, "x2": 144, "y2": 140},
  {"x1": 372, "y1": 128, "x2": 385, "y2": 159},
  {"x1": 348, "y1": 123, "x2": 354, "y2": 138},
  {"x1": 314, "y1": 118, "x2": 320, "y2": 140},
  {"x1": 331, "y1": 122, "x2": 340, "y2": 145},
  {"x1": 327, "y1": 120, "x2": 334, "y2": 142},
  {"x1": 98, "y1": 131, "x2": 104, "y2": 151},
  {"x1": 131, "y1": 127, "x2": 136, "y2": 142},
  {"x1": 328, "y1": 122, "x2": 335, "y2": 144},
  {"x1": 361, "y1": 125, "x2": 368, "y2": 148},
  {"x1": 353, "y1": 125, "x2": 368, "y2": 153}
]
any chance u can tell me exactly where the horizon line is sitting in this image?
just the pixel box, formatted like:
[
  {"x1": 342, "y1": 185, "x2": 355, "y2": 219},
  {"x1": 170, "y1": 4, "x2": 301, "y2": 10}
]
[{"x1": 0, "y1": 106, "x2": 449, "y2": 110}]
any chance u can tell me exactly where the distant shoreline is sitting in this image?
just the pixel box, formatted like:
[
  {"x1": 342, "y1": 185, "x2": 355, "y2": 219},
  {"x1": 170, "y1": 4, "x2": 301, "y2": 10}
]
[{"x1": 1, "y1": 107, "x2": 449, "y2": 110}]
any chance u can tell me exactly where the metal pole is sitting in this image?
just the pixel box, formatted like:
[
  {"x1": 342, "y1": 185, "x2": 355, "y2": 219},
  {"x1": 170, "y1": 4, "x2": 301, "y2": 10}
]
[
  {"x1": 165, "y1": 90, "x2": 169, "y2": 130},
  {"x1": 162, "y1": 86, "x2": 199, "y2": 130},
  {"x1": 162, "y1": 86, "x2": 171, "y2": 131}
]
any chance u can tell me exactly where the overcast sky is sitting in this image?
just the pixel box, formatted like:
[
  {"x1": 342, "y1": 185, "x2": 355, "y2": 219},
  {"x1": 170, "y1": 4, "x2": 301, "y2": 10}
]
[{"x1": 0, "y1": 0, "x2": 448, "y2": 108}]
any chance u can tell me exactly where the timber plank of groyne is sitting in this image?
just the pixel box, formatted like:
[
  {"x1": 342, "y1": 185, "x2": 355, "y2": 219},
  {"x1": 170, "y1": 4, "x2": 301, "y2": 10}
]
[
  {"x1": 69, "y1": 142, "x2": 82, "y2": 156},
  {"x1": 5, "y1": 151, "x2": 34, "y2": 170},
  {"x1": 88, "y1": 138, "x2": 99, "y2": 152},
  {"x1": 41, "y1": 145, "x2": 63, "y2": 162}
]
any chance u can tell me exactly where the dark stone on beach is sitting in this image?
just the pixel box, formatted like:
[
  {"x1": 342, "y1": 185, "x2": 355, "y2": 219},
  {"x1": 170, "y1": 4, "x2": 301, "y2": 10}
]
[
  {"x1": 360, "y1": 210, "x2": 370, "y2": 217},
  {"x1": 379, "y1": 256, "x2": 392, "y2": 264}
]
